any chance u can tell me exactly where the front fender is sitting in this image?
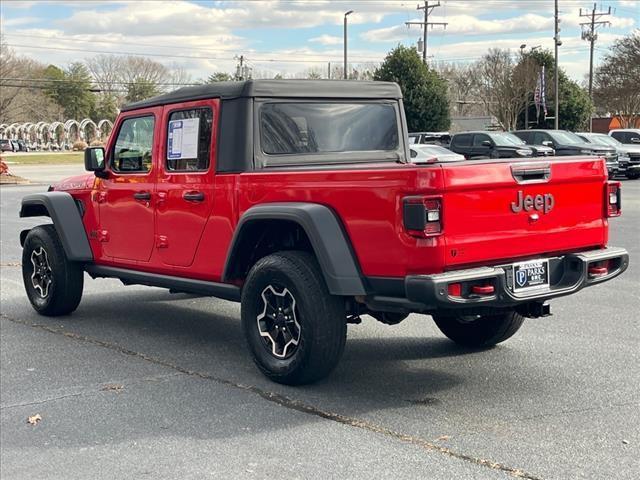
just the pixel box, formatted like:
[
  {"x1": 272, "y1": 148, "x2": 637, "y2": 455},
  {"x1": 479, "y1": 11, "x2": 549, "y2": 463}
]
[{"x1": 20, "y1": 192, "x2": 93, "y2": 262}]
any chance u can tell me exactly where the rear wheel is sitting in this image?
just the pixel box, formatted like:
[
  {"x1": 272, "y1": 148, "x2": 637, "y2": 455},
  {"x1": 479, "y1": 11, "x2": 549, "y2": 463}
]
[
  {"x1": 21, "y1": 225, "x2": 84, "y2": 316},
  {"x1": 241, "y1": 251, "x2": 347, "y2": 385},
  {"x1": 432, "y1": 310, "x2": 524, "y2": 348}
]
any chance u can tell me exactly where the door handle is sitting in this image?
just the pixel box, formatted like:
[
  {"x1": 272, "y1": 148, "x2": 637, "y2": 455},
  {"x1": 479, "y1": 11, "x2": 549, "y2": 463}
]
[
  {"x1": 133, "y1": 191, "x2": 151, "y2": 201},
  {"x1": 183, "y1": 191, "x2": 205, "y2": 202}
]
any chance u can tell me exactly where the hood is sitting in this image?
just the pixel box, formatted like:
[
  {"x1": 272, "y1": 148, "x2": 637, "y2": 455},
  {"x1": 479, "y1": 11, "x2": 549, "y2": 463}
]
[
  {"x1": 50, "y1": 173, "x2": 96, "y2": 191},
  {"x1": 621, "y1": 145, "x2": 640, "y2": 154}
]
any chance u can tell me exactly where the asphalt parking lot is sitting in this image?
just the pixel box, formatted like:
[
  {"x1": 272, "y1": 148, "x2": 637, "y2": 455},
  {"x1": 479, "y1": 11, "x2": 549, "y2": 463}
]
[{"x1": 1, "y1": 176, "x2": 639, "y2": 480}]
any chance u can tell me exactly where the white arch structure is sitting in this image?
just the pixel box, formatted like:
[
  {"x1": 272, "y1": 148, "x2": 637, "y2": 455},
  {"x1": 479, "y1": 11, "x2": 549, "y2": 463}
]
[{"x1": 0, "y1": 119, "x2": 113, "y2": 151}]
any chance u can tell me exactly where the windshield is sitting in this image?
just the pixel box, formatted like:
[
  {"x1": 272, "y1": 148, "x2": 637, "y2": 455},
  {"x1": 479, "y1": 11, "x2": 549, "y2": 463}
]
[
  {"x1": 550, "y1": 131, "x2": 586, "y2": 145},
  {"x1": 260, "y1": 102, "x2": 399, "y2": 155},
  {"x1": 492, "y1": 132, "x2": 526, "y2": 146},
  {"x1": 589, "y1": 135, "x2": 623, "y2": 148}
]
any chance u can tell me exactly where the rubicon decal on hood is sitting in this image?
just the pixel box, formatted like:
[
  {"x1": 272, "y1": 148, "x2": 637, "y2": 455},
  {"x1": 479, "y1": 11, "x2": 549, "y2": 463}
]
[{"x1": 511, "y1": 190, "x2": 555, "y2": 214}]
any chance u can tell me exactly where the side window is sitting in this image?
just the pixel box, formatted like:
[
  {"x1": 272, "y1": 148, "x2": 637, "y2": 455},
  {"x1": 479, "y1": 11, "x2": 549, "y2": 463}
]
[
  {"x1": 533, "y1": 132, "x2": 547, "y2": 145},
  {"x1": 112, "y1": 116, "x2": 155, "y2": 173},
  {"x1": 166, "y1": 108, "x2": 213, "y2": 171},
  {"x1": 610, "y1": 132, "x2": 624, "y2": 142},
  {"x1": 473, "y1": 134, "x2": 490, "y2": 146},
  {"x1": 454, "y1": 134, "x2": 471, "y2": 147}
]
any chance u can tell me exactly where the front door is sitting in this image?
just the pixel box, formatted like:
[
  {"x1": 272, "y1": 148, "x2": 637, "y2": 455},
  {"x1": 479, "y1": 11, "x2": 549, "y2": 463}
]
[
  {"x1": 98, "y1": 109, "x2": 161, "y2": 262},
  {"x1": 155, "y1": 100, "x2": 218, "y2": 267}
]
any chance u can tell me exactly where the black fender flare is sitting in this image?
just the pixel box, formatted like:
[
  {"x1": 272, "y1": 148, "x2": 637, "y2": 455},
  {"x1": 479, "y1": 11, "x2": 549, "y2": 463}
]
[
  {"x1": 20, "y1": 192, "x2": 93, "y2": 262},
  {"x1": 223, "y1": 203, "x2": 367, "y2": 296}
]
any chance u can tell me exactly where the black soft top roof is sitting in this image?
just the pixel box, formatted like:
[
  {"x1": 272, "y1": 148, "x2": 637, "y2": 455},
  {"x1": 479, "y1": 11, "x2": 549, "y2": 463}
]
[{"x1": 121, "y1": 79, "x2": 403, "y2": 111}]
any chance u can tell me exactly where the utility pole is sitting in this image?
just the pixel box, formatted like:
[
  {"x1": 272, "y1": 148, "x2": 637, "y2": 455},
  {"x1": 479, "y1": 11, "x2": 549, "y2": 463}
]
[
  {"x1": 580, "y1": 3, "x2": 611, "y2": 100},
  {"x1": 553, "y1": 0, "x2": 561, "y2": 129},
  {"x1": 235, "y1": 55, "x2": 250, "y2": 81},
  {"x1": 405, "y1": 1, "x2": 448, "y2": 64}
]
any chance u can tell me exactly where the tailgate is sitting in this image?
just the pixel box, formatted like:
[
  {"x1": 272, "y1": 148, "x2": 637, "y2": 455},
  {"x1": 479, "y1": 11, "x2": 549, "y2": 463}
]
[{"x1": 441, "y1": 157, "x2": 607, "y2": 268}]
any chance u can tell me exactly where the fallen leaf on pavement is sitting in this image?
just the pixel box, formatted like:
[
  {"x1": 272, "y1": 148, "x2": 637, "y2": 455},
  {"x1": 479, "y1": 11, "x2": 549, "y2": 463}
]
[
  {"x1": 27, "y1": 414, "x2": 42, "y2": 425},
  {"x1": 437, "y1": 435, "x2": 450, "y2": 441},
  {"x1": 101, "y1": 383, "x2": 124, "y2": 393}
]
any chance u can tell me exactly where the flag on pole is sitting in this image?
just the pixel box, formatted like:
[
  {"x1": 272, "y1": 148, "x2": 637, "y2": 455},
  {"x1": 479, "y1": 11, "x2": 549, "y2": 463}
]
[
  {"x1": 534, "y1": 71, "x2": 542, "y2": 121},
  {"x1": 540, "y1": 65, "x2": 548, "y2": 118}
]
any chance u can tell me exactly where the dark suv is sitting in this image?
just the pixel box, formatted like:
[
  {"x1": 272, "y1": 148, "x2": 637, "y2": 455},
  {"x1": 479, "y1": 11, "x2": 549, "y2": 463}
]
[
  {"x1": 449, "y1": 131, "x2": 554, "y2": 159},
  {"x1": 514, "y1": 129, "x2": 619, "y2": 176}
]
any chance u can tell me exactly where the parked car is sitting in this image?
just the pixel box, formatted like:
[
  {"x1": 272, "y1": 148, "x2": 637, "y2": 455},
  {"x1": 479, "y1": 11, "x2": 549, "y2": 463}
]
[
  {"x1": 409, "y1": 131, "x2": 451, "y2": 147},
  {"x1": 576, "y1": 132, "x2": 640, "y2": 179},
  {"x1": 19, "y1": 79, "x2": 629, "y2": 385},
  {"x1": 609, "y1": 129, "x2": 640, "y2": 146},
  {"x1": 449, "y1": 131, "x2": 536, "y2": 159},
  {"x1": 513, "y1": 129, "x2": 618, "y2": 173},
  {"x1": 0, "y1": 139, "x2": 14, "y2": 152},
  {"x1": 409, "y1": 144, "x2": 464, "y2": 163},
  {"x1": 15, "y1": 139, "x2": 29, "y2": 152}
]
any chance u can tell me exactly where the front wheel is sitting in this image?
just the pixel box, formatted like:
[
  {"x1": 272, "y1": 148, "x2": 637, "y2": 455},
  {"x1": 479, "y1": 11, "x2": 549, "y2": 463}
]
[
  {"x1": 432, "y1": 310, "x2": 524, "y2": 348},
  {"x1": 241, "y1": 251, "x2": 347, "y2": 385},
  {"x1": 22, "y1": 224, "x2": 84, "y2": 316}
]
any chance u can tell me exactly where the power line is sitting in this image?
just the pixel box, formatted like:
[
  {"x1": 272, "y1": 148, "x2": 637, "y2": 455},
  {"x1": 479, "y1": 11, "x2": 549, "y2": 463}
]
[
  {"x1": 405, "y1": 1, "x2": 448, "y2": 64},
  {"x1": 579, "y1": 2, "x2": 611, "y2": 103}
]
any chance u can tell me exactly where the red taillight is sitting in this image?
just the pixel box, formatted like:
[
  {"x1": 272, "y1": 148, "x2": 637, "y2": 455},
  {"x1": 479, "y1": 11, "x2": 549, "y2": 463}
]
[
  {"x1": 403, "y1": 196, "x2": 443, "y2": 237},
  {"x1": 606, "y1": 181, "x2": 621, "y2": 217}
]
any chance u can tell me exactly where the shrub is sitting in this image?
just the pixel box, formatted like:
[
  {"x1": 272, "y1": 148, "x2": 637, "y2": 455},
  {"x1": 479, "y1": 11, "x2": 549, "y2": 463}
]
[
  {"x1": 72, "y1": 140, "x2": 88, "y2": 151},
  {"x1": 89, "y1": 139, "x2": 104, "y2": 147}
]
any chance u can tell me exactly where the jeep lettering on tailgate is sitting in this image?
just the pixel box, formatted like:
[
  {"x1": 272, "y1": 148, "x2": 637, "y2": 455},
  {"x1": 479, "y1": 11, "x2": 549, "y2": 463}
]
[
  {"x1": 511, "y1": 190, "x2": 555, "y2": 214},
  {"x1": 18, "y1": 79, "x2": 629, "y2": 385}
]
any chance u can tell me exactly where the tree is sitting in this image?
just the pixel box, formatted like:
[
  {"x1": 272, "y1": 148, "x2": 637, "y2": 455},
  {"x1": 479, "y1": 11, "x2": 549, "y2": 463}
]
[
  {"x1": 374, "y1": 45, "x2": 450, "y2": 131},
  {"x1": 125, "y1": 78, "x2": 160, "y2": 103},
  {"x1": 473, "y1": 49, "x2": 540, "y2": 130},
  {"x1": 434, "y1": 62, "x2": 484, "y2": 116},
  {"x1": 517, "y1": 49, "x2": 593, "y2": 131},
  {"x1": 0, "y1": 38, "x2": 63, "y2": 123},
  {"x1": 42, "y1": 63, "x2": 95, "y2": 120},
  {"x1": 593, "y1": 32, "x2": 640, "y2": 128},
  {"x1": 207, "y1": 72, "x2": 233, "y2": 82}
]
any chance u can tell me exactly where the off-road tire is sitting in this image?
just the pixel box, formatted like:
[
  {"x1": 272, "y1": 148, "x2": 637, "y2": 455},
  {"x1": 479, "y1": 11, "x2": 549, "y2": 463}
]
[
  {"x1": 432, "y1": 310, "x2": 524, "y2": 348},
  {"x1": 22, "y1": 224, "x2": 84, "y2": 316},
  {"x1": 241, "y1": 251, "x2": 347, "y2": 385}
]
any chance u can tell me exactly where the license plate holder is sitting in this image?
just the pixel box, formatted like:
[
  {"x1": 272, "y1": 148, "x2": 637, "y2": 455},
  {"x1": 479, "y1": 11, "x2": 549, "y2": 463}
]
[{"x1": 512, "y1": 259, "x2": 549, "y2": 291}]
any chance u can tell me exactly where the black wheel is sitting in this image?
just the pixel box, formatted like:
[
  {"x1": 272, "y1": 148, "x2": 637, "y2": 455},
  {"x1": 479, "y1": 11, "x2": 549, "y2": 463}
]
[
  {"x1": 432, "y1": 310, "x2": 524, "y2": 348},
  {"x1": 22, "y1": 224, "x2": 84, "y2": 316},
  {"x1": 241, "y1": 251, "x2": 347, "y2": 385}
]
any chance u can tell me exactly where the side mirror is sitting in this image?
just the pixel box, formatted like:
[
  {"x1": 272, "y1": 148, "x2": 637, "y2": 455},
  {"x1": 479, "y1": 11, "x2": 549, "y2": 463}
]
[
  {"x1": 631, "y1": 137, "x2": 640, "y2": 144},
  {"x1": 481, "y1": 140, "x2": 492, "y2": 147},
  {"x1": 84, "y1": 147, "x2": 105, "y2": 173},
  {"x1": 542, "y1": 140, "x2": 554, "y2": 147}
]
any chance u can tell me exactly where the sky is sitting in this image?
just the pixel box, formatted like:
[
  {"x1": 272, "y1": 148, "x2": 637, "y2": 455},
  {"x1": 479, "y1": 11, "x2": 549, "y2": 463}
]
[{"x1": 1, "y1": 0, "x2": 638, "y2": 83}]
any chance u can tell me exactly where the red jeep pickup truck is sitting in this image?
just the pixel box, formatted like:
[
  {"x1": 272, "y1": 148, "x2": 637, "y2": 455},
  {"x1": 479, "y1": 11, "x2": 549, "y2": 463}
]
[{"x1": 20, "y1": 80, "x2": 629, "y2": 385}]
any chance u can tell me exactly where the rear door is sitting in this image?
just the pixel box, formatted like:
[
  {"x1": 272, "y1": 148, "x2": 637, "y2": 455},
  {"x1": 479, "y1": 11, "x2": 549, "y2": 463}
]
[
  {"x1": 155, "y1": 99, "x2": 218, "y2": 267},
  {"x1": 98, "y1": 109, "x2": 160, "y2": 262},
  {"x1": 440, "y1": 158, "x2": 607, "y2": 268},
  {"x1": 451, "y1": 134, "x2": 471, "y2": 157}
]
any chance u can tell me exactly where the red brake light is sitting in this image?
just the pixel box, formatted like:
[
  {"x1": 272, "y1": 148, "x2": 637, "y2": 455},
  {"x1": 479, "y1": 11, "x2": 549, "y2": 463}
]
[
  {"x1": 606, "y1": 181, "x2": 621, "y2": 217},
  {"x1": 403, "y1": 196, "x2": 443, "y2": 238}
]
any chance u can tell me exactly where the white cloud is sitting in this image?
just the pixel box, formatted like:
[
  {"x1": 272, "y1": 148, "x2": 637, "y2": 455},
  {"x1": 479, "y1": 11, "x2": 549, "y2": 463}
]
[
  {"x1": 362, "y1": 13, "x2": 556, "y2": 42},
  {"x1": 0, "y1": 15, "x2": 41, "y2": 26},
  {"x1": 309, "y1": 35, "x2": 342, "y2": 46}
]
